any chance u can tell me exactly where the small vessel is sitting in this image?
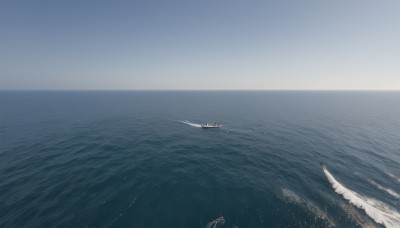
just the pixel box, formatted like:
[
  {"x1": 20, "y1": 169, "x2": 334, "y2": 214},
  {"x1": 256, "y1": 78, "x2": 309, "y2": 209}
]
[{"x1": 201, "y1": 123, "x2": 221, "y2": 128}]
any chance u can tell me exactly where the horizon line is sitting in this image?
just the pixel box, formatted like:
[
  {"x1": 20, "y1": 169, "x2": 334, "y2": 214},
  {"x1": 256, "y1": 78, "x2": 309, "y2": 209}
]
[{"x1": 1, "y1": 89, "x2": 400, "y2": 92}]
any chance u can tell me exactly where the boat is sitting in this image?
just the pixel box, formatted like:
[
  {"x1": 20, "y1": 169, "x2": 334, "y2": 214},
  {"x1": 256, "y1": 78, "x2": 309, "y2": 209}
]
[{"x1": 201, "y1": 123, "x2": 221, "y2": 128}]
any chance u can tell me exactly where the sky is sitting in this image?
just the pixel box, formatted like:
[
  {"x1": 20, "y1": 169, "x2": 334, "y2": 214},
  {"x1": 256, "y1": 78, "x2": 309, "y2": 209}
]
[{"x1": 0, "y1": 1, "x2": 399, "y2": 90}]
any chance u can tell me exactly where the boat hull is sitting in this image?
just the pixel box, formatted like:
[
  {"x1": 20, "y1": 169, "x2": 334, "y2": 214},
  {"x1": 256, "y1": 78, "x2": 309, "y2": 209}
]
[{"x1": 201, "y1": 125, "x2": 220, "y2": 128}]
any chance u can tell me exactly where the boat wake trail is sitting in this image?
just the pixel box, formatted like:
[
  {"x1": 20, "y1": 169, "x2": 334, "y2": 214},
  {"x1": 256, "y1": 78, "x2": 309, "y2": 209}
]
[
  {"x1": 179, "y1": 120, "x2": 202, "y2": 128},
  {"x1": 368, "y1": 179, "x2": 400, "y2": 199},
  {"x1": 281, "y1": 188, "x2": 335, "y2": 227},
  {"x1": 385, "y1": 172, "x2": 400, "y2": 184},
  {"x1": 337, "y1": 200, "x2": 376, "y2": 228},
  {"x1": 322, "y1": 165, "x2": 400, "y2": 227},
  {"x1": 223, "y1": 128, "x2": 252, "y2": 134},
  {"x1": 178, "y1": 120, "x2": 250, "y2": 133},
  {"x1": 204, "y1": 216, "x2": 225, "y2": 228}
]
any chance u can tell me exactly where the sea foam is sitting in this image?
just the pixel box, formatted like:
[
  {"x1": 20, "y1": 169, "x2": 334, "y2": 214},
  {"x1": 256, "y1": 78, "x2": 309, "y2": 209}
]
[
  {"x1": 179, "y1": 120, "x2": 202, "y2": 128},
  {"x1": 323, "y1": 166, "x2": 400, "y2": 227},
  {"x1": 368, "y1": 179, "x2": 400, "y2": 199},
  {"x1": 204, "y1": 216, "x2": 225, "y2": 228},
  {"x1": 281, "y1": 188, "x2": 335, "y2": 227}
]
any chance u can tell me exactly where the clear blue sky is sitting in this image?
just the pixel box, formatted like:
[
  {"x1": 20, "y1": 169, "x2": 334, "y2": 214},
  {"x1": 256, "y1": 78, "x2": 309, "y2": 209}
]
[{"x1": 1, "y1": 1, "x2": 399, "y2": 90}]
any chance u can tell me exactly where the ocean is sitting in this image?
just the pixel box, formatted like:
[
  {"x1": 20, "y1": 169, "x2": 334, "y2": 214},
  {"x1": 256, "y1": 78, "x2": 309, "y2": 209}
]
[{"x1": 1, "y1": 91, "x2": 400, "y2": 227}]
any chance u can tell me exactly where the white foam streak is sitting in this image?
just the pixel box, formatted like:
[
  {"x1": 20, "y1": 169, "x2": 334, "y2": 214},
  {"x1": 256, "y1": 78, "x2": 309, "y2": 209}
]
[
  {"x1": 179, "y1": 120, "x2": 202, "y2": 128},
  {"x1": 205, "y1": 216, "x2": 225, "y2": 228},
  {"x1": 323, "y1": 166, "x2": 400, "y2": 227},
  {"x1": 385, "y1": 172, "x2": 400, "y2": 184},
  {"x1": 336, "y1": 201, "x2": 376, "y2": 228},
  {"x1": 369, "y1": 180, "x2": 400, "y2": 199},
  {"x1": 281, "y1": 189, "x2": 335, "y2": 227}
]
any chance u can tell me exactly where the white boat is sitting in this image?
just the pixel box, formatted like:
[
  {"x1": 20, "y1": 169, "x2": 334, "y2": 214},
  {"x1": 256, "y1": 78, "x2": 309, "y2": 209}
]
[{"x1": 201, "y1": 123, "x2": 220, "y2": 128}]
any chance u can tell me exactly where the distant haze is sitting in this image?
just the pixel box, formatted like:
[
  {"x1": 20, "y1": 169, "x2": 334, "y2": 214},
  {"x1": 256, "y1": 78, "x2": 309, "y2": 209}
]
[{"x1": 1, "y1": 1, "x2": 399, "y2": 90}]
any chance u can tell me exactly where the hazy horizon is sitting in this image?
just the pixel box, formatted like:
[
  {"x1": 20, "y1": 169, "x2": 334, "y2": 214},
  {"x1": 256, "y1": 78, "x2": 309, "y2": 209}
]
[
  {"x1": 2, "y1": 89, "x2": 400, "y2": 92},
  {"x1": 1, "y1": 1, "x2": 399, "y2": 90}
]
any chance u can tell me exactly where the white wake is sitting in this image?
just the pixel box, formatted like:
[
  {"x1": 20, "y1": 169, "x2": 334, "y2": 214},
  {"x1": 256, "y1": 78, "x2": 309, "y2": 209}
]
[
  {"x1": 281, "y1": 188, "x2": 335, "y2": 227},
  {"x1": 336, "y1": 200, "x2": 376, "y2": 228},
  {"x1": 204, "y1": 216, "x2": 225, "y2": 228},
  {"x1": 179, "y1": 120, "x2": 202, "y2": 128},
  {"x1": 369, "y1": 179, "x2": 400, "y2": 199},
  {"x1": 322, "y1": 166, "x2": 400, "y2": 227},
  {"x1": 385, "y1": 172, "x2": 400, "y2": 184}
]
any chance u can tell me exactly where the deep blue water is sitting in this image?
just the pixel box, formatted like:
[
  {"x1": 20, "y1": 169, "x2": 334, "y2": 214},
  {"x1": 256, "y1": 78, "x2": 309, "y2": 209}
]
[{"x1": 1, "y1": 91, "x2": 400, "y2": 227}]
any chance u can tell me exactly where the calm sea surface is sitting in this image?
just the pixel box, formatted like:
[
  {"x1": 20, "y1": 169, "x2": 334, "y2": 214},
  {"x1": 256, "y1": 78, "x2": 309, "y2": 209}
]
[{"x1": 1, "y1": 91, "x2": 400, "y2": 227}]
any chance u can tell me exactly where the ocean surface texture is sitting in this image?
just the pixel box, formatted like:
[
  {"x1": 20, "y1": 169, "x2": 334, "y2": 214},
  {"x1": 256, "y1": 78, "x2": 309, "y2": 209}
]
[{"x1": 1, "y1": 91, "x2": 400, "y2": 228}]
